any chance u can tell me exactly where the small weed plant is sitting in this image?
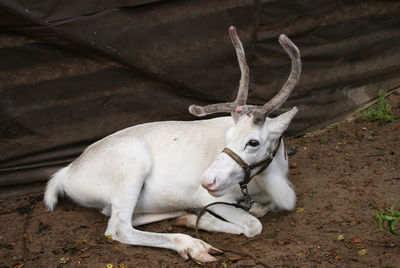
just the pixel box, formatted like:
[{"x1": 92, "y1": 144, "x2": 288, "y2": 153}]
[
  {"x1": 360, "y1": 90, "x2": 394, "y2": 123},
  {"x1": 320, "y1": 137, "x2": 328, "y2": 145},
  {"x1": 374, "y1": 199, "x2": 400, "y2": 236}
]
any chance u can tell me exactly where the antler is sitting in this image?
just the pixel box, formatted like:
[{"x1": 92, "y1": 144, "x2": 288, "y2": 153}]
[
  {"x1": 189, "y1": 28, "x2": 301, "y2": 119},
  {"x1": 189, "y1": 26, "x2": 249, "y2": 116},
  {"x1": 244, "y1": 34, "x2": 302, "y2": 119}
]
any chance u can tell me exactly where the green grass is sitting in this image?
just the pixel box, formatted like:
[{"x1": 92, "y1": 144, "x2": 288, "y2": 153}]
[
  {"x1": 360, "y1": 90, "x2": 395, "y2": 123},
  {"x1": 374, "y1": 199, "x2": 400, "y2": 236},
  {"x1": 327, "y1": 122, "x2": 339, "y2": 129},
  {"x1": 266, "y1": 230, "x2": 275, "y2": 238},
  {"x1": 320, "y1": 137, "x2": 329, "y2": 145},
  {"x1": 308, "y1": 188, "x2": 321, "y2": 198}
]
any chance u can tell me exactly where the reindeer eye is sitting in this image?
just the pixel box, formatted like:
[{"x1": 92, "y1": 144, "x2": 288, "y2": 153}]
[{"x1": 247, "y1": 140, "x2": 260, "y2": 147}]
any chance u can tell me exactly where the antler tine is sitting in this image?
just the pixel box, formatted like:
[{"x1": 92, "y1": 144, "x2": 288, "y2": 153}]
[
  {"x1": 250, "y1": 34, "x2": 302, "y2": 119},
  {"x1": 189, "y1": 26, "x2": 249, "y2": 117},
  {"x1": 229, "y1": 26, "x2": 249, "y2": 106}
]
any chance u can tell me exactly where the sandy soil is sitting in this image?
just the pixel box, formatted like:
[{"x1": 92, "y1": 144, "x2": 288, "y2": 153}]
[{"x1": 1, "y1": 94, "x2": 399, "y2": 268}]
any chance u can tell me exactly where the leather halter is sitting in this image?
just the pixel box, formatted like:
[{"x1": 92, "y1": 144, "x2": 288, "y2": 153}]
[{"x1": 221, "y1": 137, "x2": 282, "y2": 210}]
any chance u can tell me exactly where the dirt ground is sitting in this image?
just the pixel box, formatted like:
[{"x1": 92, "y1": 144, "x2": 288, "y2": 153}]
[{"x1": 1, "y1": 93, "x2": 400, "y2": 268}]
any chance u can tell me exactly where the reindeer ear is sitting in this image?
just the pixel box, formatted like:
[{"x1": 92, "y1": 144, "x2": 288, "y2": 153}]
[{"x1": 264, "y1": 107, "x2": 298, "y2": 137}]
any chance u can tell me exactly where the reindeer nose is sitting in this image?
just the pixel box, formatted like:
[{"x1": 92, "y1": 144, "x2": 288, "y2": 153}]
[{"x1": 202, "y1": 178, "x2": 217, "y2": 191}]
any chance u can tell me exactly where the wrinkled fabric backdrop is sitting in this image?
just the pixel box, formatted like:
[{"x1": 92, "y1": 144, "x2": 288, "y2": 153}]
[{"x1": 1, "y1": 0, "x2": 400, "y2": 197}]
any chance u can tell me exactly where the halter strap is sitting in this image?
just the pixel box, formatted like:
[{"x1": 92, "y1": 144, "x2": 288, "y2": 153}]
[{"x1": 222, "y1": 136, "x2": 282, "y2": 186}]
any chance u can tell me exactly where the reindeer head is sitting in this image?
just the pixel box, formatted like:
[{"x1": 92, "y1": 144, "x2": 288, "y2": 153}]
[{"x1": 189, "y1": 26, "x2": 301, "y2": 197}]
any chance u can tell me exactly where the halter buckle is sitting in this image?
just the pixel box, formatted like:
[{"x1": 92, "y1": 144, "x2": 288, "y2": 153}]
[{"x1": 239, "y1": 183, "x2": 254, "y2": 211}]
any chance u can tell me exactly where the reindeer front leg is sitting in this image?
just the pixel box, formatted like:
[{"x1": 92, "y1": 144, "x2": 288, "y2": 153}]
[
  {"x1": 209, "y1": 205, "x2": 263, "y2": 237},
  {"x1": 101, "y1": 142, "x2": 221, "y2": 262},
  {"x1": 174, "y1": 211, "x2": 244, "y2": 235},
  {"x1": 249, "y1": 202, "x2": 273, "y2": 218},
  {"x1": 175, "y1": 204, "x2": 262, "y2": 237}
]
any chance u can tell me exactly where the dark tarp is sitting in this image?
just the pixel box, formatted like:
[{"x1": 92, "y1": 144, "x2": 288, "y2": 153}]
[{"x1": 1, "y1": 0, "x2": 400, "y2": 197}]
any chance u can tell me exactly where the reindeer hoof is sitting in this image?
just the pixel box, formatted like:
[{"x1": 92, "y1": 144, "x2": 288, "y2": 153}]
[{"x1": 174, "y1": 234, "x2": 221, "y2": 262}]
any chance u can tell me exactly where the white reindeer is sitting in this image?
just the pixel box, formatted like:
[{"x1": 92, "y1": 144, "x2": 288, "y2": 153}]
[{"x1": 44, "y1": 26, "x2": 301, "y2": 262}]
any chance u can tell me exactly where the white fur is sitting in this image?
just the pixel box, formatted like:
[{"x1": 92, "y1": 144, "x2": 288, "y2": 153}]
[{"x1": 44, "y1": 107, "x2": 297, "y2": 262}]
